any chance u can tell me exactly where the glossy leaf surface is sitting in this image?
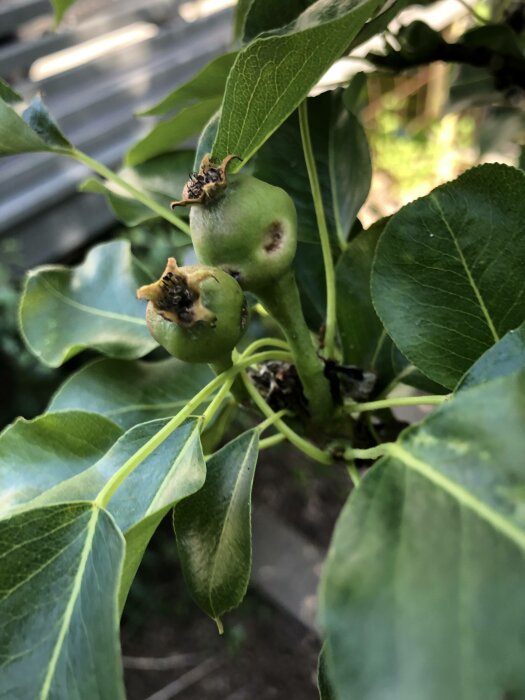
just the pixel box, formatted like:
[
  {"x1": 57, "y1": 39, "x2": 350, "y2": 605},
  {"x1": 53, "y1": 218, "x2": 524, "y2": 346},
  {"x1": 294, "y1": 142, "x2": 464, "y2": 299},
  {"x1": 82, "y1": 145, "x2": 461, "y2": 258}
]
[
  {"x1": 27, "y1": 419, "x2": 206, "y2": 606},
  {"x1": 81, "y1": 151, "x2": 194, "y2": 226},
  {"x1": 126, "y1": 98, "x2": 222, "y2": 166},
  {"x1": 174, "y1": 430, "x2": 259, "y2": 627},
  {"x1": 20, "y1": 241, "x2": 157, "y2": 367},
  {"x1": 0, "y1": 503, "x2": 125, "y2": 699},
  {"x1": 48, "y1": 357, "x2": 213, "y2": 429},
  {"x1": 212, "y1": 0, "x2": 382, "y2": 165},
  {"x1": 371, "y1": 164, "x2": 525, "y2": 389},
  {"x1": 0, "y1": 411, "x2": 122, "y2": 518},
  {"x1": 321, "y1": 372, "x2": 525, "y2": 699},
  {"x1": 139, "y1": 53, "x2": 238, "y2": 116},
  {"x1": 458, "y1": 321, "x2": 525, "y2": 390}
]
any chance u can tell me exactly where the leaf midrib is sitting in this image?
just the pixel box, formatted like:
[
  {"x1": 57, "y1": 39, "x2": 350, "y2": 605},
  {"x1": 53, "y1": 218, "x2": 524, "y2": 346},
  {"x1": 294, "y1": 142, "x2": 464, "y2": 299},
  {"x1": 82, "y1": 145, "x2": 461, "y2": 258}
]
[
  {"x1": 207, "y1": 434, "x2": 257, "y2": 618},
  {"x1": 388, "y1": 443, "x2": 525, "y2": 550},
  {"x1": 39, "y1": 277, "x2": 146, "y2": 326},
  {"x1": 430, "y1": 194, "x2": 499, "y2": 343},
  {"x1": 39, "y1": 506, "x2": 99, "y2": 700}
]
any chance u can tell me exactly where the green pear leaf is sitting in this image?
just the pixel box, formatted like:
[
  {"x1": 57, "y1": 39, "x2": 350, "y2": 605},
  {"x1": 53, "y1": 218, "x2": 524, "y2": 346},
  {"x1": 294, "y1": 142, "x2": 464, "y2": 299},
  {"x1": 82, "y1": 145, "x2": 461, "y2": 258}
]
[
  {"x1": 321, "y1": 371, "x2": 525, "y2": 699},
  {"x1": 19, "y1": 241, "x2": 157, "y2": 367},
  {"x1": 0, "y1": 503, "x2": 125, "y2": 699},
  {"x1": 174, "y1": 430, "x2": 259, "y2": 629},
  {"x1": 48, "y1": 357, "x2": 213, "y2": 429},
  {"x1": 0, "y1": 411, "x2": 122, "y2": 518},
  {"x1": 371, "y1": 164, "x2": 525, "y2": 389}
]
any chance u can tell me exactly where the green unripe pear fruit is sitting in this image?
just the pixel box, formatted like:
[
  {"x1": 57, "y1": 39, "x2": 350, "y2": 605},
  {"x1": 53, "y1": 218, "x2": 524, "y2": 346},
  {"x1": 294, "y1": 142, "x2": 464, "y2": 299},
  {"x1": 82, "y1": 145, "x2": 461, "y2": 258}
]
[
  {"x1": 137, "y1": 258, "x2": 247, "y2": 364},
  {"x1": 172, "y1": 155, "x2": 297, "y2": 292}
]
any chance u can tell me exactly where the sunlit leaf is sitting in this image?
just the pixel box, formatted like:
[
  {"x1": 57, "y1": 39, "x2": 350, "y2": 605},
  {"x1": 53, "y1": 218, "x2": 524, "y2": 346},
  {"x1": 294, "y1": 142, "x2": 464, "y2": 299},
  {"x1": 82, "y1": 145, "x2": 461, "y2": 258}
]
[{"x1": 212, "y1": 0, "x2": 382, "y2": 166}]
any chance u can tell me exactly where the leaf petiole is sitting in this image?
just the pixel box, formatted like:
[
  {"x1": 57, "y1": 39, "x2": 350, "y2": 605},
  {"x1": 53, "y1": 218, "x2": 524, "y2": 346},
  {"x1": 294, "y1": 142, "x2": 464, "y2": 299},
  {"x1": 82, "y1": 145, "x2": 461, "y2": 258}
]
[
  {"x1": 95, "y1": 350, "x2": 292, "y2": 508},
  {"x1": 345, "y1": 394, "x2": 450, "y2": 413},
  {"x1": 69, "y1": 148, "x2": 191, "y2": 236}
]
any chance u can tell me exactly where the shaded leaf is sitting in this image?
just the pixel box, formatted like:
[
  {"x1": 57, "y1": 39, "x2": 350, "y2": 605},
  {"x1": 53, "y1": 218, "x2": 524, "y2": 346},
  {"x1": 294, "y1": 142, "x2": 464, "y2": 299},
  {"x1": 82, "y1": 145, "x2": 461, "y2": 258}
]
[
  {"x1": 139, "y1": 53, "x2": 238, "y2": 116},
  {"x1": 242, "y1": 0, "x2": 313, "y2": 42},
  {"x1": 19, "y1": 240, "x2": 157, "y2": 367},
  {"x1": 336, "y1": 219, "x2": 396, "y2": 390},
  {"x1": 212, "y1": 0, "x2": 382, "y2": 166},
  {"x1": 321, "y1": 371, "x2": 525, "y2": 700},
  {"x1": 329, "y1": 100, "x2": 371, "y2": 244},
  {"x1": 371, "y1": 164, "x2": 525, "y2": 389},
  {"x1": 0, "y1": 86, "x2": 71, "y2": 155},
  {"x1": 253, "y1": 93, "x2": 338, "y2": 244},
  {"x1": 350, "y1": 0, "x2": 415, "y2": 49},
  {"x1": 294, "y1": 241, "x2": 327, "y2": 330},
  {"x1": 233, "y1": 0, "x2": 255, "y2": 41},
  {"x1": 0, "y1": 503, "x2": 125, "y2": 699},
  {"x1": 318, "y1": 643, "x2": 338, "y2": 700},
  {"x1": 0, "y1": 78, "x2": 22, "y2": 105},
  {"x1": 194, "y1": 109, "x2": 221, "y2": 169},
  {"x1": 174, "y1": 430, "x2": 259, "y2": 628},
  {"x1": 24, "y1": 96, "x2": 71, "y2": 150},
  {"x1": 458, "y1": 321, "x2": 525, "y2": 390},
  {"x1": 48, "y1": 357, "x2": 213, "y2": 429},
  {"x1": 254, "y1": 91, "x2": 369, "y2": 245},
  {"x1": 81, "y1": 151, "x2": 194, "y2": 227},
  {"x1": 0, "y1": 411, "x2": 122, "y2": 518},
  {"x1": 126, "y1": 97, "x2": 222, "y2": 167}
]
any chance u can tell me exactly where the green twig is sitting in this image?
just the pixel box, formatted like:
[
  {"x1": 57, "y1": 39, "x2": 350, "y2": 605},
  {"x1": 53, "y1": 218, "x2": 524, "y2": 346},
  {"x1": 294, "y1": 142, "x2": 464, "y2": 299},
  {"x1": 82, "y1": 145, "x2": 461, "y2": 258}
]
[
  {"x1": 256, "y1": 409, "x2": 292, "y2": 434},
  {"x1": 343, "y1": 444, "x2": 392, "y2": 461},
  {"x1": 70, "y1": 148, "x2": 191, "y2": 235},
  {"x1": 241, "y1": 371, "x2": 332, "y2": 465},
  {"x1": 346, "y1": 394, "x2": 450, "y2": 413},
  {"x1": 240, "y1": 337, "x2": 290, "y2": 357},
  {"x1": 298, "y1": 100, "x2": 337, "y2": 359},
  {"x1": 95, "y1": 349, "x2": 292, "y2": 508},
  {"x1": 202, "y1": 376, "x2": 236, "y2": 428},
  {"x1": 259, "y1": 434, "x2": 286, "y2": 450}
]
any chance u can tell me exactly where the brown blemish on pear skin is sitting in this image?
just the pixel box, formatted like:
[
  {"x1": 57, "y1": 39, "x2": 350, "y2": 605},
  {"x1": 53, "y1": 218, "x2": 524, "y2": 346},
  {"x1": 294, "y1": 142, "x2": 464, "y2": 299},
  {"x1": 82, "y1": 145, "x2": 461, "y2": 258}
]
[{"x1": 263, "y1": 221, "x2": 284, "y2": 253}]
